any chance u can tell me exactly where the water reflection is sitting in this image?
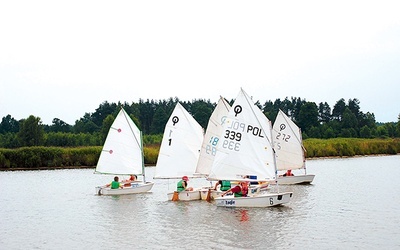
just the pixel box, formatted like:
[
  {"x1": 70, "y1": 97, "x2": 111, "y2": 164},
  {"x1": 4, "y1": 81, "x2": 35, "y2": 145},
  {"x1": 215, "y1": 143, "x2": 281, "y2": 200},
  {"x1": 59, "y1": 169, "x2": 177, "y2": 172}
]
[{"x1": 237, "y1": 209, "x2": 249, "y2": 222}]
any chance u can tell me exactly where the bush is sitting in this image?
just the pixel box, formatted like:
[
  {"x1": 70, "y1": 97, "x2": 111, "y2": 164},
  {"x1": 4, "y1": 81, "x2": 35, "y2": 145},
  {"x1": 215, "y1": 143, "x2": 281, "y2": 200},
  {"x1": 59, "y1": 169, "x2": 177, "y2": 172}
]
[
  {"x1": 1, "y1": 138, "x2": 398, "y2": 170},
  {"x1": 143, "y1": 145, "x2": 160, "y2": 165},
  {"x1": 303, "y1": 138, "x2": 400, "y2": 157}
]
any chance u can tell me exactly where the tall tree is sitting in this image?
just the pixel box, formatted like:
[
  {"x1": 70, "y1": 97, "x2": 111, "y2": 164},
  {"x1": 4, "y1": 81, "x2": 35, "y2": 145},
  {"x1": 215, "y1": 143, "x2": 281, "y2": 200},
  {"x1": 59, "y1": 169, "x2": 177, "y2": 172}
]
[
  {"x1": 150, "y1": 105, "x2": 169, "y2": 134},
  {"x1": 291, "y1": 97, "x2": 305, "y2": 123},
  {"x1": 359, "y1": 112, "x2": 376, "y2": 129},
  {"x1": 332, "y1": 98, "x2": 346, "y2": 121},
  {"x1": 0, "y1": 115, "x2": 20, "y2": 133},
  {"x1": 74, "y1": 113, "x2": 99, "y2": 133},
  {"x1": 347, "y1": 98, "x2": 361, "y2": 120},
  {"x1": 139, "y1": 99, "x2": 157, "y2": 134},
  {"x1": 263, "y1": 100, "x2": 276, "y2": 121},
  {"x1": 280, "y1": 97, "x2": 294, "y2": 116},
  {"x1": 191, "y1": 99, "x2": 214, "y2": 129},
  {"x1": 17, "y1": 115, "x2": 44, "y2": 146},
  {"x1": 91, "y1": 101, "x2": 118, "y2": 127},
  {"x1": 342, "y1": 107, "x2": 358, "y2": 130},
  {"x1": 50, "y1": 118, "x2": 71, "y2": 133},
  {"x1": 318, "y1": 102, "x2": 331, "y2": 124},
  {"x1": 298, "y1": 102, "x2": 319, "y2": 132}
]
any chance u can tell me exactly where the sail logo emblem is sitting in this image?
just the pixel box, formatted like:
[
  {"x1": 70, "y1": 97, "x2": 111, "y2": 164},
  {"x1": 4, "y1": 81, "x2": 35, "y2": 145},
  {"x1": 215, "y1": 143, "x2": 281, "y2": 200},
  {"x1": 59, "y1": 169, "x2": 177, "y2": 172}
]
[
  {"x1": 280, "y1": 124, "x2": 286, "y2": 131},
  {"x1": 220, "y1": 116, "x2": 227, "y2": 126},
  {"x1": 172, "y1": 116, "x2": 179, "y2": 126},
  {"x1": 233, "y1": 105, "x2": 242, "y2": 117}
]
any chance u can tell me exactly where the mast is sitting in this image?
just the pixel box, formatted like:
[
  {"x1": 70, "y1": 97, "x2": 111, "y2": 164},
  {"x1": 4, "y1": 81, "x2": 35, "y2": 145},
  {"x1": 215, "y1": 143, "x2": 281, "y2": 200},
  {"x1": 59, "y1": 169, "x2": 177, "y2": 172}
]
[
  {"x1": 270, "y1": 121, "x2": 280, "y2": 192},
  {"x1": 140, "y1": 131, "x2": 146, "y2": 183},
  {"x1": 299, "y1": 125, "x2": 307, "y2": 175}
]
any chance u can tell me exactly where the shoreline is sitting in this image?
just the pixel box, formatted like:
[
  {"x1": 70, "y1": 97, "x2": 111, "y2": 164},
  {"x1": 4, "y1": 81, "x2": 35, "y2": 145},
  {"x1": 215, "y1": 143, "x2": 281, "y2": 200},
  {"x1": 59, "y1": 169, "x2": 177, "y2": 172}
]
[{"x1": 1, "y1": 154, "x2": 397, "y2": 171}]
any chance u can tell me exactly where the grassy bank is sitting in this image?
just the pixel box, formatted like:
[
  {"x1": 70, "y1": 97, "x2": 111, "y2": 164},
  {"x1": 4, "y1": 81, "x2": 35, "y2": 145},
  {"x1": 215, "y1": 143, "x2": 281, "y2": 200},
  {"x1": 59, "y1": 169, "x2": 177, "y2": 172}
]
[
  {"x1": 304, "y1": 138, "x2": 400, "y2": 157},
  {"x1": 0, "y1": 138, "x2": 399, "y2": 170}
]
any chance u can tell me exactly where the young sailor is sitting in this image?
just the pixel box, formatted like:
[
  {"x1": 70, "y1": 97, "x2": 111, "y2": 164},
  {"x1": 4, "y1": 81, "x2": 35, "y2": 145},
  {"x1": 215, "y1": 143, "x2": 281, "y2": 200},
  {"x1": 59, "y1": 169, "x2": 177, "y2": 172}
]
[
  {"x1": 221, "y1": 181, "x2": 248, "y2": 197},
  {"x1": 214, "y1": 180, "x2": 231, "y2": 191},
  {"x1": 177, "y1": 176, "x2": 193, "y2": 192}
]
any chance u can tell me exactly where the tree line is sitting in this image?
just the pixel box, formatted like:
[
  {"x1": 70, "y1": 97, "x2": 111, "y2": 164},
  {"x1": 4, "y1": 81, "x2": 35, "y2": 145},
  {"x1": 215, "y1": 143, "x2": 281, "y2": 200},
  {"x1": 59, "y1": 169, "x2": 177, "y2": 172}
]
[{"x1": 1, "y1": 97, "x2": 399, "y2": 148}]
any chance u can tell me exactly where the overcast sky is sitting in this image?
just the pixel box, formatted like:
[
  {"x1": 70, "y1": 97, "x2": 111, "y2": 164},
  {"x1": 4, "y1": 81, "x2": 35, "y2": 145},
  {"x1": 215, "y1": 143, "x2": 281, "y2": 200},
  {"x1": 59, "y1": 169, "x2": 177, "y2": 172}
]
[{"x1": 1, "y1": 0, "x2": 399, "y2": 125}]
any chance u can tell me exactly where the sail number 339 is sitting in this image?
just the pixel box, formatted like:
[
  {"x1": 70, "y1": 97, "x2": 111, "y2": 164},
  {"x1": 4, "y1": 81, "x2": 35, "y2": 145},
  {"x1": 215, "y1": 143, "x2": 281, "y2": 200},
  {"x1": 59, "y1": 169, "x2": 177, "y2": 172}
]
[
  {"x1": 222, "y1": 130, "x2": 241, "y2": 151},
  {"x1": 222, "y1": 121, "x2": 265, "y2": 151}
]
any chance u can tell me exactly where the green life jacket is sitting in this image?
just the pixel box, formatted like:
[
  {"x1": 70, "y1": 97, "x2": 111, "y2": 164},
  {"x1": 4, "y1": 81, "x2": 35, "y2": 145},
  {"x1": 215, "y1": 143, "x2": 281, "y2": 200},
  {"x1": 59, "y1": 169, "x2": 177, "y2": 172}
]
[
  {"x1": 111, "y1": 181, "x2": 120, "y2": 189},
  {"x1": 177, "y1": 180, "x2": 185, "y2": 192},
  {"x1": 220, "y1": 180, "x2": 231, "y2": 191}
]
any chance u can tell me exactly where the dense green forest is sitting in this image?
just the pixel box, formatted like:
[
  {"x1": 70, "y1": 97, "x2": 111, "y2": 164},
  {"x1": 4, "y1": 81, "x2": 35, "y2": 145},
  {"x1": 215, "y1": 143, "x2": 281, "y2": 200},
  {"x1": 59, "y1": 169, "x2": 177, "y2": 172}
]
[
  {"x1": 1, "y1": 97, "x2": 399, "y2": 169},
  {"x1": 0, "y1": 97, "x2": 399, "y2": 148}
]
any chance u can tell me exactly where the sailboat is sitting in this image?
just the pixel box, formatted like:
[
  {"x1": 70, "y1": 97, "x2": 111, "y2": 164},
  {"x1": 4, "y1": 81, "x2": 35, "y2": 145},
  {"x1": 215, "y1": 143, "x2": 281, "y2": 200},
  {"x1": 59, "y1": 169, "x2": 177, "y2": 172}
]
[
  {"x1": 272, "y1": 109, "x2": 315, "y2": 184},
  {"x1": 95, "y1": 108, "x2": 154, "y2": 195},
  {"x1": 195, "y1": 97, "x2": 231, "y2": 200},
  {"x1": 208, "y1": 89, "x2": 292, "y2": 208},
  {"x1": 154, "y1": 102, "x2": 204, "y2": 201}
]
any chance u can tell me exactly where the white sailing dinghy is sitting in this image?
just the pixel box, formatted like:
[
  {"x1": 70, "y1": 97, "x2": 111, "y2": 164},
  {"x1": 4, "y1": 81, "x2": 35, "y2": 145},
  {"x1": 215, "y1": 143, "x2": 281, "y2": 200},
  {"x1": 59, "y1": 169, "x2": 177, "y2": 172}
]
[
  {"x1": 272, "y1": 109, "x2": 315, "y2": 184},
  {"x1": 154, "y1": 102, "x2": 204, "y2": 201},
  {"x1": 95, "y1": 108, "x2": 154, "y2": 195},
  {"x1": 208, "y1": 89, "x2": 293, "y2": 208},
  {"x1": 195, "y1": 97, "x2": 231, "y2": 200}
]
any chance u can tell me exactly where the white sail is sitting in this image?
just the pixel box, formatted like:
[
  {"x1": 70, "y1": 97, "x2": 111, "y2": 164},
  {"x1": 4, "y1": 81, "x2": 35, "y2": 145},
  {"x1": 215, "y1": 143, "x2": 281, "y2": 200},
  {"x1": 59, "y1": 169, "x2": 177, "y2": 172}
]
[
  {"x1": 154, "y1": 102, "x2": 204, "y2": 179},
  {"x1": 95, "y1": 108, "x2": 143, "y2": 175},
  {"x1": 208, "y1": 89, "x2": 276, "y2": 182},
  {"x1": 272, "y1": 109, "x2": 305, "y2": 171},
  {"x1": 195, "y1": 97, "x2": 231, "y2": 176}
]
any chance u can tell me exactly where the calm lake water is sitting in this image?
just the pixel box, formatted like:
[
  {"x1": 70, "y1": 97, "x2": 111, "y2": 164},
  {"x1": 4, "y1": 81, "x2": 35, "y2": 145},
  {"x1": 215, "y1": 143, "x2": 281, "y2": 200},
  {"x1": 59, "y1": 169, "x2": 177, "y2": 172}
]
[{"x1": 1, "y1": 155, "x2": 400, "y2": 250}]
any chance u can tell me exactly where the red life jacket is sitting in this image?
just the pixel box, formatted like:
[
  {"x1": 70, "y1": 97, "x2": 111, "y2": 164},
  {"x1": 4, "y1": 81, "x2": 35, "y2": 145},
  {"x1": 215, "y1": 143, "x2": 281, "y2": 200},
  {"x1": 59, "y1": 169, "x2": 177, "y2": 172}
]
[{"x1": 234, "y1": 185, "x2": 248, "y2": 197}]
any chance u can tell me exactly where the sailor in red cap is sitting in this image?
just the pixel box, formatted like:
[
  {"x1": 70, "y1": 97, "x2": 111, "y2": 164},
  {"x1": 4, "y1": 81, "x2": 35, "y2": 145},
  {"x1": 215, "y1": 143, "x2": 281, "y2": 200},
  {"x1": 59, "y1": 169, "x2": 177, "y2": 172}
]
[{"x1": 177, "y1": 176, "x2": 193, "y2": 192}]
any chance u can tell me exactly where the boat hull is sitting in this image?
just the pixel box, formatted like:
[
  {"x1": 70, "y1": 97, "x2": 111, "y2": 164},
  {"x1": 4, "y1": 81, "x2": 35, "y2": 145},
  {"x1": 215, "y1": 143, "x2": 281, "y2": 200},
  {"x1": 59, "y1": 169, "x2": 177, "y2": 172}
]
[
  {"x1": 167, "y1": 189, "x2": 201, "y2": 201},
  {"x1": 276, "y1": 174, "x2": 315, "y2": 185},
  {"x1": 200, "y1": 183, "x2": 270, "y2": 201},
  {"x1": 96, "y1": 182, "x2": 154, "y2": 195},
  {"x1": 214, "y1": 192, "x2": 293, "y2": 208},
  {"x1": 200, "y1": 189, "x2": 223, "y2": 200}
]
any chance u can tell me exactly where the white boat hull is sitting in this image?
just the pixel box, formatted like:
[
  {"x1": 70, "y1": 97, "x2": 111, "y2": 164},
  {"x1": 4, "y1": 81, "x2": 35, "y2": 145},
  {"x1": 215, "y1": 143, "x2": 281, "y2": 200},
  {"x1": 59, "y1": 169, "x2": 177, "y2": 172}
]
[
  {"x1": 200, "y1": 189, "x2": 223, "y2": 200},
  {"x1": 167, "y1": 189, "x2": 201, "y2": 201},
  {"x1": 276, "y1": 174, "x2": 315, "y2": 185},
  {"x1": 96, "y1": 182, "x2": 154, "y2": 195},
  {"x1": 200, "y1": 183, "x2": 270, "y2": 201},
  {"x1": 214, "y1": 192, "x2": 293, "y2": 208}
]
